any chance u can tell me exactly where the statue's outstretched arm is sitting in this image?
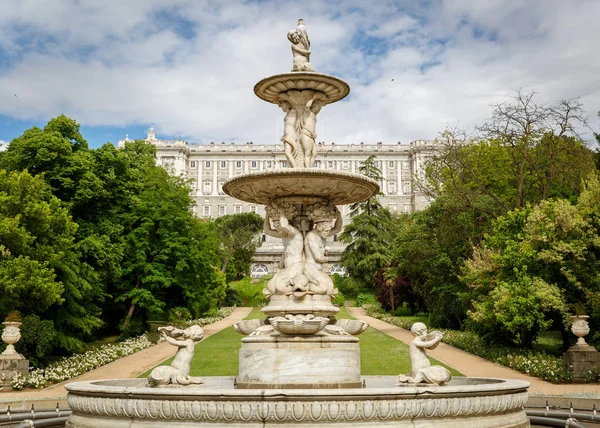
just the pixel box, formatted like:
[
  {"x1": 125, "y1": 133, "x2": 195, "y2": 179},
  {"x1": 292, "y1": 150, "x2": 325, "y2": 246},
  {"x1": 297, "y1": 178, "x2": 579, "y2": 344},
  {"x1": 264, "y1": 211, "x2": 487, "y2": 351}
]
[
  {"x1": 165, "y1": 335, "x2": 187, "y2": 347},
  {"x1": 278, "y1": 214, "x2": 297, "y2": 236},
  {"x1": 331, "y1": 209, "x2": 343, "y2": 235},
  {"x1": 264, "y1": 213, "x2": 281, "y2": 238},
  {"x1": 306, "y1": 234, "x2": 328, "y2": 263}
]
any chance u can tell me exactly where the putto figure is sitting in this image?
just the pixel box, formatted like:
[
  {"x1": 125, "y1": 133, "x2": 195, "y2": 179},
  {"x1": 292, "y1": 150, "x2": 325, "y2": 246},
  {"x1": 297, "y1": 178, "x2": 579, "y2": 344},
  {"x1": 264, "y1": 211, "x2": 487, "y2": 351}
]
[
  {"x1": 147, "y1": 325, "x2": 204, "y2": 387},
  {"x1": 288, "y1": 19, "x2": 314, "y2": 72},
  {"x1": 397, "y1": 322, "x2": 451, "y2": 386}
]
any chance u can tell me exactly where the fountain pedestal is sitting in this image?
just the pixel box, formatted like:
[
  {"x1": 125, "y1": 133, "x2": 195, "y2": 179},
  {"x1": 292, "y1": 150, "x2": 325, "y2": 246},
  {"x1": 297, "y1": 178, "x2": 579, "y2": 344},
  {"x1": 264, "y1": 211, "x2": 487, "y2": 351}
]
[{"x1": 238, "y1": 334, "x2": 361, "y2": 389}]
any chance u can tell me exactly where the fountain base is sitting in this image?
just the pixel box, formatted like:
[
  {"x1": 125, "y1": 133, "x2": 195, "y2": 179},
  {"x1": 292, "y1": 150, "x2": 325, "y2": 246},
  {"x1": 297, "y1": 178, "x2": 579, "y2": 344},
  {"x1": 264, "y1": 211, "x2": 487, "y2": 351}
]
[
  {"x1": 65, "y1": 376, "x2": 530, "y2": 427},
  {"x1": 237, "y1": 334, "x2": 361, "y2": 389}
]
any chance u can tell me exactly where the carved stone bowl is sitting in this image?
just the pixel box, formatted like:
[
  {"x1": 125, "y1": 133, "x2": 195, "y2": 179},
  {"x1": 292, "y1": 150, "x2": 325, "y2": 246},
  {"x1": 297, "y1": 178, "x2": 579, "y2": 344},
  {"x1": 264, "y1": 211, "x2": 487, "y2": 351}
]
[
  {"x1": 254, "y1": 72, "x2": 350, "y2": 105},
  {"x1": 270, "y1": 316, "x2": 329, "y2": 335},
  {"x1": 223, "y1": 169, "x2": 379, "y2": 205},
  {"x1": 233, "y1": 319, "x2": 265, "y2": 335},
  {"x1": 334, "y1": 319, "x2": 369, "y2": 335}
]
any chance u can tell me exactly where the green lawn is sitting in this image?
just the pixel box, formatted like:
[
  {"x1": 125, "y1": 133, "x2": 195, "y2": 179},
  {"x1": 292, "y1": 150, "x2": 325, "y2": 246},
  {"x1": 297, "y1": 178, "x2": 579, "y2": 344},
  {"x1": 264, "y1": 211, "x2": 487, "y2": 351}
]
[{"x1": 141, "y1": 307, "x2": 461, "y2": 377}]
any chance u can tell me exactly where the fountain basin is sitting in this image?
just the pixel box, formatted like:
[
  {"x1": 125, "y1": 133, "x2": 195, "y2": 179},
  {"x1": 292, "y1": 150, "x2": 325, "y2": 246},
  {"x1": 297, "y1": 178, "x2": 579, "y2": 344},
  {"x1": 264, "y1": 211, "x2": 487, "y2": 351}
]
[{"x1": 65, "y1": 376, "x2": 529, "y2": 427}]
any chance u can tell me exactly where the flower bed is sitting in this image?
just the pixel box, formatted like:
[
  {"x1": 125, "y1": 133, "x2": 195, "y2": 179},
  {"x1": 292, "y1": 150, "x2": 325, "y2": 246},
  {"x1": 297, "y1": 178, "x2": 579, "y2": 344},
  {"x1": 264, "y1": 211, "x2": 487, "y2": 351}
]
[
  {"x1": 11, "y1": 307, "x2": 237, "y2": 390},
  {"x1": 361, "y1": 304, "x2": 573, "y2": 383},
  {"x1": 11, "y1": 335, "x2": 153, "y2": 389},
  {"x1": 185, "y1": 306, "x2": 236, "y2": 327}
]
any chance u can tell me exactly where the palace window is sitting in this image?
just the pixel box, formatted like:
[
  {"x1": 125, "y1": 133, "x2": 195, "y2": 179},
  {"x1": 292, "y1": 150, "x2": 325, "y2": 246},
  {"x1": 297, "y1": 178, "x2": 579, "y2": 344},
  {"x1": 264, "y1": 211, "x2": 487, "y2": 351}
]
[
  {"x1": 218, "y1": 181, "x2": 225, "y2": 195},
  {"x1": 402, "y1": 160, "x2": 410, "y2": 169},
  {"x1": 234, "y1": 205, "x2": 242, "y2": 214},
  {"x1": 250, "y1": 205, "x2": 257, "y2": 213},
  {"x1": 203, "y1": 181, "x2": 211, "y2": 194},
  {"x1": 388, "y1": 203, "x2": 397, "y2": 212},
  {"x1": 388, "y1": 161, "x2": 395, "y2": 168},
  {"x1": 203, "y1": 205, "x2": 210, "y2": 217},
  {"x1": 220, "y1": 161, "x2": 227, "y2": 168},
  {"x1": 205, "y1": 161, "x2": 211, "y2": 168},
  {"x1": 190, "y1": 161, "x2": 196, "y2": 168},
  {"x1": 281, "y1": 160, "x2": 287, "y2": 168},
  {"x1": 218, "y1": 205, "x2": 226, "y2": 216},
  {"x1": 388, "y1": 180, "x2": 397, "y2": 195},
  {"x1": 327, "y1": 160, "x2": 334, "y2": 168},
  {"x1": 251, "y1": 264, "x2": 269, "y2": 278},
  {"x1": 342, "y1": 161, "x2": 349, "y2": 169},
  {"x1": 330, "y1": 264, "x2": 347, "y2": 276},
  {"x1": 251, "y1": 161, "x2": 257, "y2": 168},
  {"x1": 266, "y1": 161, "x2": 272, "y2": 168},
  {"x1": 236, "y1": 161, "x2": 242, "y2": 168},
  {"x1": 403, "y1": 182, "x2": 411, "y2": 195},
  {"x1": 162, "y1": 157, "x2": 175, "y2": 166}
]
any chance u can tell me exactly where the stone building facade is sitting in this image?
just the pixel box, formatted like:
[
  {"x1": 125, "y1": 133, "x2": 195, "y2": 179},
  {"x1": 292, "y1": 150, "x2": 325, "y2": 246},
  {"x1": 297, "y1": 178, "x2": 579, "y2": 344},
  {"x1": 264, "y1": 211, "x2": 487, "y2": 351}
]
[{"x1": 118, "y1": 130, "x2": 437, "y2": 277}]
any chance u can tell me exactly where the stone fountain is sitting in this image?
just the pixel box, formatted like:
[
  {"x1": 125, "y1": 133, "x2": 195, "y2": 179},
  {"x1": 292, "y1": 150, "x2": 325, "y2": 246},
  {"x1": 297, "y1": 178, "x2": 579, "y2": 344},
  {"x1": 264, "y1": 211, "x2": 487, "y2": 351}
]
[{"x1": 65, "y1": 20, "x2": 530, "y2": 427}]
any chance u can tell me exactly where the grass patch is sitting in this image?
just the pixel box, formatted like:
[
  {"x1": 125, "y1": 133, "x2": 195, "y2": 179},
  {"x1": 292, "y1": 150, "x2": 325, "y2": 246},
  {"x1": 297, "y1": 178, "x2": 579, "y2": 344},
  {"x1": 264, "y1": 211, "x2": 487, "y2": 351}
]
[{"x1": 142, "y1": 307, "x2": 461, "y2": 378}]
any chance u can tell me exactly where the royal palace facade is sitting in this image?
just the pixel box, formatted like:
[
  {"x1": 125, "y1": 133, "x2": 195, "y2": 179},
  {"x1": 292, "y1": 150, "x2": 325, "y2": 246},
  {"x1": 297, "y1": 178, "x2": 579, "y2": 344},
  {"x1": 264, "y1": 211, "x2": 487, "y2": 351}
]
[{"x1": 118, "y1": 129, "x2": 437, "y2": 277}]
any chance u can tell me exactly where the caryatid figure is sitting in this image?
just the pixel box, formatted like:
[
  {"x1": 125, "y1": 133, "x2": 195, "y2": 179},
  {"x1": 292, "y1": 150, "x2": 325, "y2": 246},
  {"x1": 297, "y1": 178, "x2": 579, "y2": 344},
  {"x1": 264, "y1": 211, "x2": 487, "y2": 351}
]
[
  {"x1": 263, "y1": 202, "x2": 306, "y2": 296},
  {"x1": 304, "y1": 201, "x2": 342, "y2": 295},
  {"x1": 299, "y1": 94, "x2": 324, "y2": 168},
  {"x1": 278, "y1": 96, "x2": 298, "y2": 168}
]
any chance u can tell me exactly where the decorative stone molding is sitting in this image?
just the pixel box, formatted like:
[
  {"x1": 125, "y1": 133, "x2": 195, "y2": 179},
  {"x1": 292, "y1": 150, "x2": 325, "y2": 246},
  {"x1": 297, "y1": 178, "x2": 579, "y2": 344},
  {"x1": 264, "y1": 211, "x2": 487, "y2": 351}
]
[{"x1": 66, "y1": 377, "x2": 530, "y2": 427}]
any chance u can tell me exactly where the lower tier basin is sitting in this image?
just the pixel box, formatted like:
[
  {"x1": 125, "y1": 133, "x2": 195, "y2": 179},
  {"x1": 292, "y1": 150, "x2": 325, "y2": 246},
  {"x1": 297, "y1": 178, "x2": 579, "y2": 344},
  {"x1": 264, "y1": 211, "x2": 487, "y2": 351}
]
[{"x1": 65, "y1": 376, "x2": 530, "y2": 427}]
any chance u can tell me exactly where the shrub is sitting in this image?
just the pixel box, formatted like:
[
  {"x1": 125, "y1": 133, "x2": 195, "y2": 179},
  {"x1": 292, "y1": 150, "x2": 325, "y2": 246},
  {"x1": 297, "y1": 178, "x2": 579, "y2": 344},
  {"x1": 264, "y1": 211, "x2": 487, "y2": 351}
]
[
  {"x1": 167, "y1": 307, "x2": 192, "y2": 323},
  {"x1": 4, "y1": 311, "x2": 22, "y2": 322},
  {"x1": 332, "y1": 291, "x2": 345, "y2": 307},
  {"x1": 222, "y1": 286, "x2": 242, "y2": 307},
  {"x1": 15, "y1": 315, "x2": 58, "y2": 367},
  {"x1": 356, "y1": 293, "x2": 378, "y2": 307}
]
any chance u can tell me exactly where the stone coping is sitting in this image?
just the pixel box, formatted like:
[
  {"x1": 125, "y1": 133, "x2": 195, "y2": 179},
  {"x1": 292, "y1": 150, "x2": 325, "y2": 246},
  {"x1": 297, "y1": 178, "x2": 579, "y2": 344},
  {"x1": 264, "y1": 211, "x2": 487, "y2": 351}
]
[
  {"x1": 254, "y1": 72, "x2": 350, "y2": 105},
  {"x1": 223, "y1": 168, "x2": 379, "y2": 205},
  {"x1": 66, "y1": 376, "x2": 529, "y2": 398}
]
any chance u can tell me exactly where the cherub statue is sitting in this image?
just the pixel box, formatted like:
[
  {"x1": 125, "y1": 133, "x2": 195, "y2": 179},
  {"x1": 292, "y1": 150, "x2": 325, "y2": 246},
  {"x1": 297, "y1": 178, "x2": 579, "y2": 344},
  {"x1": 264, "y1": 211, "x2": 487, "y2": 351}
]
[
  {"x1": 147, "y1": 325, "x2": 204, "y2": 387},
  {"x1": 397, "y1": 322, "x2": 451, "y2": 386},
  {"x1": 288, "y1": 23, "x2": 314, "y2": 72}
]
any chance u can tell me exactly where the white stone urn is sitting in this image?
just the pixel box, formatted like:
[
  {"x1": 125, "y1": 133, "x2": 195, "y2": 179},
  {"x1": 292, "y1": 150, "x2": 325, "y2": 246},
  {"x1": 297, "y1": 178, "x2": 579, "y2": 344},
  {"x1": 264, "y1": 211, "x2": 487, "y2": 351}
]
[
  {"x1": 1, "y1": 321, "x2": 22, "y2": 356},
  {"x1": 571, "y1": 315, "x2": 590, "y2": 346}
]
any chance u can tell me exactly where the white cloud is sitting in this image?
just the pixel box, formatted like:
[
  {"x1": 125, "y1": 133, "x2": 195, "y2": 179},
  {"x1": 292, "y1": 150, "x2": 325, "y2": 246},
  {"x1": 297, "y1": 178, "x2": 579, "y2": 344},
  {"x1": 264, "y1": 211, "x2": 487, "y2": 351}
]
[
  {"x1": 0, "y1": 140, "x2": 7, "y2": 151},
  {"x1": 0, "y1": 0, "x2": 598, "y2": 145}
]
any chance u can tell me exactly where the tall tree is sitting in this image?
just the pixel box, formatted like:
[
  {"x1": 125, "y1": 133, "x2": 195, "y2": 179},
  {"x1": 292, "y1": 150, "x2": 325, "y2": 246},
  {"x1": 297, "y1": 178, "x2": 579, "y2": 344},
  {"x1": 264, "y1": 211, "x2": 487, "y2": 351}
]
[
  {"x1": 214, "y1": 213, "x2": 263, "y2": 279},
  {"x1": 339, "y1": 155, "x2": 397, "y2": 287}
]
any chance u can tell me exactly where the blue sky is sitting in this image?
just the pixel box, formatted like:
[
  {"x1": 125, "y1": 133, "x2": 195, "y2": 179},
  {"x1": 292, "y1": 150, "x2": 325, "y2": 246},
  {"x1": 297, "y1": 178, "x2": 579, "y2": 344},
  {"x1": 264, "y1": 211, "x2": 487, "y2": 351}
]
[{"x1": 1, "y1": 0, "x2": 599, "y2": 150}]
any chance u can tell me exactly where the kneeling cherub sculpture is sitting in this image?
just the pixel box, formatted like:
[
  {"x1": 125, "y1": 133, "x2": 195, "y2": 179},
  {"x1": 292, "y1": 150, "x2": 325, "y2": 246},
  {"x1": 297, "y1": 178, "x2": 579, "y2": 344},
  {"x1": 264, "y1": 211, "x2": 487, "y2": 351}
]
[
  {"x1": 397, "y1": 322, "x2": 451, "y2": 386},
  {"x1": 148, "y1": 325, "x2": 204, "y2": 387}
]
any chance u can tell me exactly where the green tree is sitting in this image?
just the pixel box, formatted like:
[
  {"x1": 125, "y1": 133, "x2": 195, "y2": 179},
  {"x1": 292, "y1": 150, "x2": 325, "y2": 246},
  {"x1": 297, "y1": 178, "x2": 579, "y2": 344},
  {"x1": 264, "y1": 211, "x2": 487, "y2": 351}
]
[
  {"x1": 0, "y1": 170, "x2": 102, "y2": 353},
  {"x1": 118, "y1": 150, "x2": 226, "y2": 330},
  {"x1": 339, "y1": 155, "x2": 397, "y2": 287},
  {"x1": 214, "y1": 212, "x2": 263, "y2": 280},
  {"x1": 464, "y1": 179, "x2": 600, "y2": 348}
]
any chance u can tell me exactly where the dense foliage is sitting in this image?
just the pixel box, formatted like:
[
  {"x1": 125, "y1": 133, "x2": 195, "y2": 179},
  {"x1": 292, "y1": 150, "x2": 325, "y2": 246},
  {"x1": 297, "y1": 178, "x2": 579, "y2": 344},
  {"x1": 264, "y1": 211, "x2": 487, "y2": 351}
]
[
  {"x1": 345, "y1": 94, "x2": 600, "y2": 352},
  {"x1": 0, "y1": 116, "x2": 227, "y2": 364}
]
